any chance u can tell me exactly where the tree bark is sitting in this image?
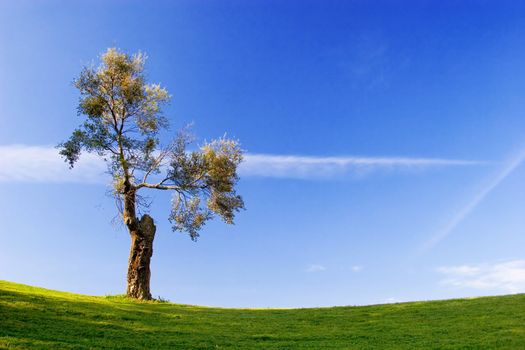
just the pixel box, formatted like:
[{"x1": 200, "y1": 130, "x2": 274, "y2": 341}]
[
  {"x1": 126, "y1": 214, "x2": 156, "y2": 300},
  {"x1": 123, "y1": 188, "x2": 156, "y2": 300}
]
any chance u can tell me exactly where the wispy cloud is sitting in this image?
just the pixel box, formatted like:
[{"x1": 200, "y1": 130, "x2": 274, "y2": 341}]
[
  {"x1": 437, "y1": 260, "x2": 525, "y2": 293},
  {"x1": 240, "y1": 154, "x2": 483, "y2": 179},
  {"x1": 306, "y1": 264, "x2": 326, "y2": 273},
  {"x1": 422, "y1": 147, "x2": 525, "y2": 251},
  {"x1": 351, "y1": 265, "x2": 363, "y2": 272},
  {"x1": 383, "y1": 297, "x2": 404, "y2": 304},
  {"x1": 0, "y1": 145, "x2": 106, "y2": 184},
  {"x1": 0, "y1": 144, "x2": 484, "y2": 184}
]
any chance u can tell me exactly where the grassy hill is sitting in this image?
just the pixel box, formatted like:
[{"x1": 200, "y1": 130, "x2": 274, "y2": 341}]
[{"x1": 1, "y1": 280, "x2": 525, "y2": 349}]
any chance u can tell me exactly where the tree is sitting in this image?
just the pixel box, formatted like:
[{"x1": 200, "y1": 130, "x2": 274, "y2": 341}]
[{"x1": 59, "y1": 48, "x2": 244, "y2": 300}]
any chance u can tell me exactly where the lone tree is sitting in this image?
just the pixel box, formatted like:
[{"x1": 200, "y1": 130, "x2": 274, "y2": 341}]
[{"x1": 59, "y1": 48, "x2": 244, "y2": 300}]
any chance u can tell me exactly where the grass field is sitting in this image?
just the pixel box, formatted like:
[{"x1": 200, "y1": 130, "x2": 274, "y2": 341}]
[{"x1": 1, "y1": 280, "x2": 525, "y2": 349}]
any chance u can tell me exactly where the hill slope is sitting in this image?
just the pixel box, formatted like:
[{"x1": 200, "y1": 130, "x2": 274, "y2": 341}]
[{"x1": 1, "y1": 280, "x2": 525, "y2": 349}]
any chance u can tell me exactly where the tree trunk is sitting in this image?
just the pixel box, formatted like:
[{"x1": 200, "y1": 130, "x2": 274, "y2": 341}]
[
  {"x1": 123, "y1": 187, "x2": 156, "y2": 300},
  {"x1": 126, "y1": 214, "x2": 156, "y2": 300}
]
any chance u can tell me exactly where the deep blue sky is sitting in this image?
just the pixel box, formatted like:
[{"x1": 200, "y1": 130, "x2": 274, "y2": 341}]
[{"x1": 1, "y1": 0, "x2": 525, "y2": 307}]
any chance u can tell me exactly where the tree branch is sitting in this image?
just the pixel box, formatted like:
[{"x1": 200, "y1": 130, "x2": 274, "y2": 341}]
[{"x1": 135, "y1": 182, "x2": 181, "y2": 191}]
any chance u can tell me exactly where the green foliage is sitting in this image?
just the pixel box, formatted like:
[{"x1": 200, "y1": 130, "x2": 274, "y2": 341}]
[
  {"x1": 2, "y1": 280, "x2": 525, "y2": 349},
  {"x1": 58, "y1": 48, "x2": 244, "y2": 238},
  {"x1": 167, "y1": 134, "x2": 244, "y2": 240}
]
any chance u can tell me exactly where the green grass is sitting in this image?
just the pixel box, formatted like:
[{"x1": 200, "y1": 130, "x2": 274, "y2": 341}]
[{"x1": 1, "y1": 280, "x2": 525, "y2": 349}]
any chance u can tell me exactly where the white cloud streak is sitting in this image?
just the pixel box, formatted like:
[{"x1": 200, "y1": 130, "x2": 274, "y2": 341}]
[
  {"x1": 0, "y1": 145, "x2": 106, "y2": 184},
  {"x1": 422, "y1": 147, "x2": 525, "y2": 251},
  {"x1": 383, "y1": 297, "x2": 404, "y2": 304},
  {"x1": 240, "y1": 154, "x2": 482, "y2": 179},
  {"x1": 306, "y1": 264, "x2": 326, "y2": 273},
  {"x1": 437, "y1": 260, "x2": 525, "y2": 293},
  {"x1": 0, "y1": 144, "x2": 484, "y2": 184}
]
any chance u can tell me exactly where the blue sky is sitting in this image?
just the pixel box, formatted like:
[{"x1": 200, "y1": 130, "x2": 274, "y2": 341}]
[{"x1": 1, "y1": 0, "x2": 525, "y2": 307}]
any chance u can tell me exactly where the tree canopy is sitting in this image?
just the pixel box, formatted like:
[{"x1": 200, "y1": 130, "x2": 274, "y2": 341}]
[{"x1": 59, "y1": 48, "x2": 244, "y2": 240}]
